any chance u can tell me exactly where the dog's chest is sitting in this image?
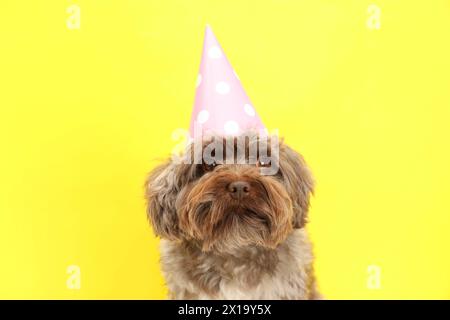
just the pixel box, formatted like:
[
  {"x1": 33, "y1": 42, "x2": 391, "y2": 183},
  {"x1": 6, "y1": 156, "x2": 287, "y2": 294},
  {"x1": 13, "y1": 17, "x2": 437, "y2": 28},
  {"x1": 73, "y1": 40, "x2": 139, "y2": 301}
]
[
  {"x1": 203, "y1": 267, "x2": 309, "y2": 300},
  {"x1": 160, "y1": 231, "x2": 314, "y2": 300}
]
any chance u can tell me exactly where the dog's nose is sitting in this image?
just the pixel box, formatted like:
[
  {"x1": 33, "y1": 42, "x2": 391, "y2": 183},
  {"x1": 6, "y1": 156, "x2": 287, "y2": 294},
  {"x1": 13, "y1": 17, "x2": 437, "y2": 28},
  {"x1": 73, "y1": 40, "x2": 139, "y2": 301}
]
[{"x1": 227, "y1": 181, "x2": 250, "y2": 199}]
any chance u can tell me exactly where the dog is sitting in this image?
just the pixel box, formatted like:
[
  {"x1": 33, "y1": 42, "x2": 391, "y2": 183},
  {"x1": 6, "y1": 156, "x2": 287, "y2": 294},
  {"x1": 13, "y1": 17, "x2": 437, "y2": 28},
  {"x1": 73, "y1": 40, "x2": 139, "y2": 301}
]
[{"x1": 145, "y1": 131, "x2": 320, "y2": 299}]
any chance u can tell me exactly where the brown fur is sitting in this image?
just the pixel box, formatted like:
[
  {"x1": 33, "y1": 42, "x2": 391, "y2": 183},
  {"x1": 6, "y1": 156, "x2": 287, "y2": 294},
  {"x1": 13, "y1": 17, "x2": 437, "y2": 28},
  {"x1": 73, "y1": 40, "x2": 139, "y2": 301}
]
[{"x1": 145, "y1": 132, "x2": 319, "y2": 299}]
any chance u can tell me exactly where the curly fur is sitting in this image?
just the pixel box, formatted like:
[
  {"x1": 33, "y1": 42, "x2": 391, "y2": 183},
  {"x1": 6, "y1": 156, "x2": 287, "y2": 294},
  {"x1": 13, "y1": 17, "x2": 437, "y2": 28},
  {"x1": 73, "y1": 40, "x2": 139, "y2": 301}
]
[{"x1": 145, "y1": 132, "x2": 320, "y2": 299}]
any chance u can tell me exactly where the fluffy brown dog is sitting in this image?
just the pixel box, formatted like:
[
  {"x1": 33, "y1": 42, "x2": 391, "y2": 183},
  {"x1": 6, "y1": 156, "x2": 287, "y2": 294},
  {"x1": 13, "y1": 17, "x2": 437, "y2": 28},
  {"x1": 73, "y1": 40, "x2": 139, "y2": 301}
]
[{"x1": 145, "y1": 131, "x2": 320, "y2": 299}]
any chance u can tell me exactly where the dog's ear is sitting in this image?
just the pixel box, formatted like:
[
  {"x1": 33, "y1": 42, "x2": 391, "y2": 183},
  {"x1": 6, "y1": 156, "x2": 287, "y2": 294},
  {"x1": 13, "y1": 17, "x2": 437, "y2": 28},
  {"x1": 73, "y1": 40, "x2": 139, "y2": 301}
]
[
  {"x1": 145, "y1": 160, "x2": 185, "y2": 240},
  {"x1": 279, "y1": 145, "x2": 314, "y2": 229}
]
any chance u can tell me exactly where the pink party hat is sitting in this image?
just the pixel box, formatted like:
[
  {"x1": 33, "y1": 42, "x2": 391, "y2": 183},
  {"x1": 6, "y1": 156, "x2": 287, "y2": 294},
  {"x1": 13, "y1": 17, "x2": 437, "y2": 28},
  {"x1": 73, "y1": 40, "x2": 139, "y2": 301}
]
[{"x1": 190, "y1": 26, "x2": 266, "y2": 138}]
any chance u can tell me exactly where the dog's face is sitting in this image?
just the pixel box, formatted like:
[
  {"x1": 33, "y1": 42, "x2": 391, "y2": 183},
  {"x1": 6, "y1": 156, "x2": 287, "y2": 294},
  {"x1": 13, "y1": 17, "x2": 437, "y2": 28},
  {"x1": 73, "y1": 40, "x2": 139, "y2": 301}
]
[{"x1": 145, "y1": 132, "x2": 314, "y2": 252}]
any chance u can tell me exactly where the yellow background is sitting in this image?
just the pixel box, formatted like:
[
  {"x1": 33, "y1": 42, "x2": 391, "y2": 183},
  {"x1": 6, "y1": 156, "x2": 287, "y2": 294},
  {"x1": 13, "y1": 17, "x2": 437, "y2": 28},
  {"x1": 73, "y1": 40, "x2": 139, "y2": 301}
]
[{"x1": 0, "y1": 0, "x2": 449, "y2": 299}]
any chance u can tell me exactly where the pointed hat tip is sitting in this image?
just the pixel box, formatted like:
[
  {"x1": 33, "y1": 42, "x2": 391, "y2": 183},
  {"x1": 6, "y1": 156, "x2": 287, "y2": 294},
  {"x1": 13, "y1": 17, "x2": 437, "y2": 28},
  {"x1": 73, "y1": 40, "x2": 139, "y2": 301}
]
[{"x1": 205, "y1": 24, "x2": 214, "y2": 36}]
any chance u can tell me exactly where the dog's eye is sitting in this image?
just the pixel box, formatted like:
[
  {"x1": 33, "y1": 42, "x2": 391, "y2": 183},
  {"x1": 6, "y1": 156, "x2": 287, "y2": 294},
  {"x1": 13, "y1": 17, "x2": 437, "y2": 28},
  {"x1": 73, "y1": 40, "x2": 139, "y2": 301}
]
[
  {"x1": 257, "y1": 159, "x2": 271, "y2": 168},
  {"x1": 202, "y1": 161, "x2": 218, "y2": 172}
]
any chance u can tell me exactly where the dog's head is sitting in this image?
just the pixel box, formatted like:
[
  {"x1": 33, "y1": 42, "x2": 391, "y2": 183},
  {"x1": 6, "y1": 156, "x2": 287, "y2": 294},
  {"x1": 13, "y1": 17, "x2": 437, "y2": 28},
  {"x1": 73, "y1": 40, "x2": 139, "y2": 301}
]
[{"x1": 145, "y1": 131, "x2": 314, "y2": 252}]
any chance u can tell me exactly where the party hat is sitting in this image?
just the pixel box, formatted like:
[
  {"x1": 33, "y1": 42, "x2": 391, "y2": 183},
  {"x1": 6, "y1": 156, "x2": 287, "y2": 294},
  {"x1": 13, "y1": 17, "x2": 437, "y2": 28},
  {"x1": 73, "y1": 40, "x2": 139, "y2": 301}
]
[{"x1": 190, "y1": 26, "x2": 266, "y2": 138}]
